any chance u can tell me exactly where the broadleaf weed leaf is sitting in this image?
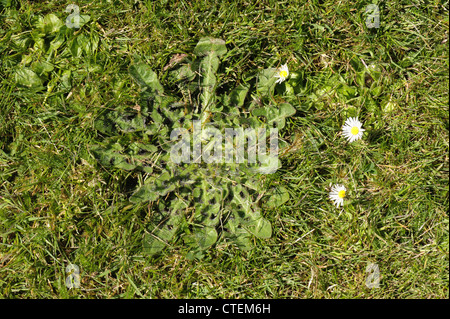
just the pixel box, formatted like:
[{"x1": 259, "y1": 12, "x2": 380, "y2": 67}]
[{"x1": 91, "y1": 38, "x2": 297, "y2": 258}]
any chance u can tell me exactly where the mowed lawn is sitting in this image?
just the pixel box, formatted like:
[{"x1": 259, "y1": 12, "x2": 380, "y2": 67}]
[{"x1": 0, "y1": 0, "x2": 448, "y2": 298}]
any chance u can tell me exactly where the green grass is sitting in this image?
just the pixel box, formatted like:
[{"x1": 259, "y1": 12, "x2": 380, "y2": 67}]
[{"x1": 0, "y1": 0, "x2": 448, "y2": 298}]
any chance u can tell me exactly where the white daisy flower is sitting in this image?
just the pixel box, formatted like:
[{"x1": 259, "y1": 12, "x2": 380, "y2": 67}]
[
  {"x1": 342, "y1": 117, "x2": 365, "y2": 143},
  {"x1": 329, "y1": 184, "x2": 346, "y2": 208},
  {"x1": 274, "y1": 64, "x2": 289, "y2": 84}
]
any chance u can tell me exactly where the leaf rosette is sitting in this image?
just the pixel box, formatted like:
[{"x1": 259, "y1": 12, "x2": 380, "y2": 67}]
[{"x1": 91, "y1": 38, "x2": 294, "y2": 258}]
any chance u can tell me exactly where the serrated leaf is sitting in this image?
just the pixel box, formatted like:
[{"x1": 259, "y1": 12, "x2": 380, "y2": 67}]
[
  {"x1": 130, "y1": 183, "x2": 159, "y2": 202},
  {"x1": 115, "y1": 112, "x2": 147, "y2": 133},
  {"x1": 114, "y1": 157, "x2": 136, "y2": 170},
  {"x1": 130, "y1": 171, "x2": 176, "y2": 203},
  {"x1": 94, "y1": 111, "x2": 117, "y2": 135},
  {"x1": 245, "y1": 216, "x2": 272, "y2": 239},
  {"x1": 170, "y1": 63, "x2": 196, "y2": 82},
  {"x1": 252, "y1": 103, "x2": 296, "y2": 130},
  {"x1": 89, "y1": 37, "x2": 290, "y2": 257},
  {"x1": 190, "y1": 226, "x2": 218, "y2": 250},
  {"x1": 129, "y1": 142, "x2": 158, "y2": 155},
  {"x1": 230, "y1": 184, "x2": 253, "y2": 217},
  {"x1": 256, "y1": 154, "x2": 280, "y2": 175},
  {"x1": 230, "y1": 234, "x2": 253, "y2": 250},
  {"x1": 90, "y1": 145, "x2": 136, "y2": 171},
  {"x1": 195, "y1": 200, "x2": 221, "y2": 223},
  {"x1": 223, "y1": 217, "x2": 254, "y2": 250},
  {"x1": 143, "y1": 214, "x2": 182, "y2": 255},
  {"x1": 129, "y1": 63, "x2": 164, "y2": 93},
  {"x1": 185, "y1": 250, "x2": 204, "y2": 260},
  {"x1": 264, "y1": 186, "x2": 290, "y2": 208}
]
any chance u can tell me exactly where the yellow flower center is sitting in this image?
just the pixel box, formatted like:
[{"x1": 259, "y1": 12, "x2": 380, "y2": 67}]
[
  {"x1": 338, "y1": 190, "x2": 346, "y2": 198},
  {"x1": 279, "y1": 70, "x2": 288, "y2": 78},
  {"x1": 350, "y1": 126, "x2": 359, "y2": 135}
]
